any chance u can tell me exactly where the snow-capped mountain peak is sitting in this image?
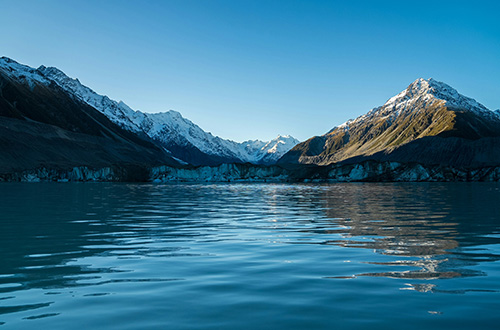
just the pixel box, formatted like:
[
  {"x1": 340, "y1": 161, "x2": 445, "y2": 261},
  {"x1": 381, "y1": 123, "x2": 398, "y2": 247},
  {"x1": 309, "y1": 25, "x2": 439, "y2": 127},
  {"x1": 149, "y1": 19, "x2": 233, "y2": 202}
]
[
  {"x1": 281, "y1": 77, "x2": 500, "y2": 167},
  {"x1": 262, "y1": 135, "x2": 300, "y2": 153},
  {"x1": 0, "y1": 57, "x2": 51, "y2": 88},
  {"x1": 37, "y1": 65, "x2": 148, "y2": 133},
  {"x1": 254, "y1": 135, "x2": 301, "y2": 163},
  {"x1": 13, "y1": 58, "x2": 300, "y2": 165},
  {"x1": 332, "y1": 78, "x2": 495, "y2": 134},
  {"x1": 384, "y1": 77, "x2": 490, "y2": 114}
]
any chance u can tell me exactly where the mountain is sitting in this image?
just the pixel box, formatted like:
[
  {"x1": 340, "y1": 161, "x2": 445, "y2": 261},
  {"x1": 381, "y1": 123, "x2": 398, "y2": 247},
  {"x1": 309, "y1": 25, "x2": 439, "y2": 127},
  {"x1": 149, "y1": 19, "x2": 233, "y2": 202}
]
[
  {"x1": 2, "y1": 58, "x2": 500, "y2": 183},
  {"x1": 279, "y1": 78, "x2": 500, "y2": 167},
  {"x1": 0, "y1": 57, "x2": 179, "y2": 177},
  {"x1": 38, "y1": 65, "x2": 299, "y2": 165}
]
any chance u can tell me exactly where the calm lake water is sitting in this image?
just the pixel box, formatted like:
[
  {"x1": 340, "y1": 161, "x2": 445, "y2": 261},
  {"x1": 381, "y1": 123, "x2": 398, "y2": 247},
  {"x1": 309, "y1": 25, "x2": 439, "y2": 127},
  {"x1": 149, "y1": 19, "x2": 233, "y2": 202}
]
[{"x1": 0, "y1": 183, "x2": 499, "y2": 329}]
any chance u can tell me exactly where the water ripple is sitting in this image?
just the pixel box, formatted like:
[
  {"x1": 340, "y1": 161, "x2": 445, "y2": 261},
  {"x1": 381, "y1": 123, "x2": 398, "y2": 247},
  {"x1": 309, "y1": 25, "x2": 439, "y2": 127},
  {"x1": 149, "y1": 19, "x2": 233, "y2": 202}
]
[{"x1": 0, "y1": 182, "x2": 499, "y2": 328}]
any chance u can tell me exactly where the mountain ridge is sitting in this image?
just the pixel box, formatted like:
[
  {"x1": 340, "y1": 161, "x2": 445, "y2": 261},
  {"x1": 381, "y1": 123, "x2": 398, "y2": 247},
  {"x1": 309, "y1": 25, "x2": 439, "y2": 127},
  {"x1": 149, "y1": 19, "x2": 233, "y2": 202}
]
[
  {"x1": 34, "y1": 62, "x2": 299, "y2": 165},
  {"x1": 0, "y1": 57, "x2": 179, "y2": 176},
  {"x1": 279, "y1": 77, "x2": 500, "y2": 167},
  {"x1": 3, "y1": 55, "x2": 500, "y2": 180}
]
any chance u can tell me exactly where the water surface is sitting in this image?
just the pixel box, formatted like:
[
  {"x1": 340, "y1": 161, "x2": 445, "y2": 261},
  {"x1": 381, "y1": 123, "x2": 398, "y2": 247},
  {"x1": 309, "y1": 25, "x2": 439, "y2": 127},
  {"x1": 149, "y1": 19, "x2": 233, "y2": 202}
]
[{"x1": 0, "y1": 183, "x2": 499, "y2": 329}]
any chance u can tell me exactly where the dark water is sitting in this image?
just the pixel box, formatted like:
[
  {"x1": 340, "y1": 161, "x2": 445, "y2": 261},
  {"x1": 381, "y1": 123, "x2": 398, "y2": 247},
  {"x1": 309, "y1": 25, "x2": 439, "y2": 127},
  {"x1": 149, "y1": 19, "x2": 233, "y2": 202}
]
[{"x1": 0, "y1": 183, "x2": 499, "y2": 329}]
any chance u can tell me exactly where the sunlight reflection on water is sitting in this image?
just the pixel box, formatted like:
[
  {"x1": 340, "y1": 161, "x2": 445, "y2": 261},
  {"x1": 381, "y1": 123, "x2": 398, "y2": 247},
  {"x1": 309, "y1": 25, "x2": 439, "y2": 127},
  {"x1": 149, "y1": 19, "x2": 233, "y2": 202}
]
[{"x1": 0, "y1": 182, "x2": 499, "y2": 329}]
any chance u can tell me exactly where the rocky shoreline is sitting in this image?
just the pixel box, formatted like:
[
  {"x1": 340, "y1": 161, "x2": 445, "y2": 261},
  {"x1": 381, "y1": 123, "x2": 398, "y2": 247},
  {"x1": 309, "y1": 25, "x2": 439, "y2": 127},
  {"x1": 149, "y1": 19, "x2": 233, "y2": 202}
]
[{"x1": 2, "y1": 161, "x2": 500, "y2": 183}]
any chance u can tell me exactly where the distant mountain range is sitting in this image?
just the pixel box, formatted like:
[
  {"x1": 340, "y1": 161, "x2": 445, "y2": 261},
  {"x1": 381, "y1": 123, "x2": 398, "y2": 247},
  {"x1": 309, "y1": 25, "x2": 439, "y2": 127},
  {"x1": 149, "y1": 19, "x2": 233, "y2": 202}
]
[
  {"x1": 2, "y1": 55, "x2": 500, "y2": 182},
  {"x1": 0, "y1": 57, "x2": 299, "y2": 171},
  {"x1": 279, "y1": 78, "x2": 500, "y2": 168},
  {"x1": 0, "y1": 57, "x2": 180, "y2": 179},
  {"x1": 36, "y1": 63, "x2": 299, "y2": 166}
]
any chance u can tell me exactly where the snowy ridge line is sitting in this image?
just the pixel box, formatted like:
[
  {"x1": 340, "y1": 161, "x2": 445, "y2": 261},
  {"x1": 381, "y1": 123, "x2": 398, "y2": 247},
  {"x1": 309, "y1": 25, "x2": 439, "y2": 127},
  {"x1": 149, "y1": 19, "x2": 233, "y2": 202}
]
[
  {"x1": 38, "y1": 65, "x2": 299, "y2": 164},
  {"x1": 331, "y1": 77, "x2": 497, "y2": 134},
  {"x1": 0, "y1": 57, "x2": 299, "y2": 165},
  {"x1": 0, "y1": 56, "x2": 51, "y2": 88}
]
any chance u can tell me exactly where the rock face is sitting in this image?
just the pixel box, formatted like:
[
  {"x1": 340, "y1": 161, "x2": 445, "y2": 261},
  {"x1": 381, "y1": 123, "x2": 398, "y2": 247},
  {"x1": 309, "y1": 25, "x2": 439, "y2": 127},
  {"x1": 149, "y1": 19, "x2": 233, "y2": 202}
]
[
  {"x1": 279, "y1": 78, "x2": 500, "y2": 167},
  {"x1": 39, "y1": 65, "x2": 299, "y2": 165},
  {"x1": 0, "y1": 165, "x2": 156, "y2": 182},
  {"x1": 150, "y1": 163, "x2": 291, "y2": 182},
  {"x1": 0, "y1": 57, "x2": 179, "y2": 174},
  {"x1": 3, "y1": 161, "x2": 500, "y2": 183},
  {"x1": 326, "y1": 161, "x2": 500, "y2": 182},
  {"x1": 0, "y1": 167, "x2": 116, "y2": 182},
  {"x1": 150, "y1": 161, "x2": 500, "y2": 183}
]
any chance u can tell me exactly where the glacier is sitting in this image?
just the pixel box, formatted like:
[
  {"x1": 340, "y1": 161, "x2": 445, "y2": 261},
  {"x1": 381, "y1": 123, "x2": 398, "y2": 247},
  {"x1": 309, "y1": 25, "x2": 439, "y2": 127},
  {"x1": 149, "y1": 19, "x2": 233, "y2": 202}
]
[{"x1": 5, "y1": 161, "x2": 500, "y2": 183}]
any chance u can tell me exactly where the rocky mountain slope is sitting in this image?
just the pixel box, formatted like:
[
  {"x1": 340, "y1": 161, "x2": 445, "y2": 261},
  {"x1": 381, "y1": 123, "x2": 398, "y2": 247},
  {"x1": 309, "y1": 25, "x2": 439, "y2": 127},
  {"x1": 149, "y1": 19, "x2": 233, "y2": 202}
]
[
  {"x1": 38, "y1": 65, "x2": 299, "y2": 165},
  {"x1": 0, "y1": 57, "x2": 179, "y2": 176},
  {"x1": 279, "y1": 78, "x2": 500, "y2": 167}
]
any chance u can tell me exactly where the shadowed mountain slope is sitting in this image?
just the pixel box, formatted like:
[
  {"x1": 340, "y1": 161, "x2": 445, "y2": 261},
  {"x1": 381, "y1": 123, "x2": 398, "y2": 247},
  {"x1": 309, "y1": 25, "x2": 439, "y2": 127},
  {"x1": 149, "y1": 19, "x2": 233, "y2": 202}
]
[
  {"x1": 0, "y1": 57, "x2": 179, "y2": 174},
  {"x1": 39, "y1": 65, "x2": 299, "y2": 166}
]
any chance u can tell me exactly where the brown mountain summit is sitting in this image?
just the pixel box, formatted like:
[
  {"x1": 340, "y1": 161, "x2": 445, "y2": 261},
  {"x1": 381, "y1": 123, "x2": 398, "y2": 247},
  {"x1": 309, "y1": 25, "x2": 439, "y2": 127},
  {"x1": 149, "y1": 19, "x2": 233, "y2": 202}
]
[{"x1": 279, "y1": 78, "x2": 500, "y2": 167}]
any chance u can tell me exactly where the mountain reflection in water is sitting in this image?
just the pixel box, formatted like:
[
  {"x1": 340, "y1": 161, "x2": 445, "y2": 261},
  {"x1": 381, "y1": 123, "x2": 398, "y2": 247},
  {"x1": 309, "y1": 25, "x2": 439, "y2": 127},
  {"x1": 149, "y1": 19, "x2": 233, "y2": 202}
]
[
  {"x1": 0, "y1": 183, "x2": 499, "y2": 328},
  {"x1": 315, "y1": 184, "x2": 500, "y2": 281}
]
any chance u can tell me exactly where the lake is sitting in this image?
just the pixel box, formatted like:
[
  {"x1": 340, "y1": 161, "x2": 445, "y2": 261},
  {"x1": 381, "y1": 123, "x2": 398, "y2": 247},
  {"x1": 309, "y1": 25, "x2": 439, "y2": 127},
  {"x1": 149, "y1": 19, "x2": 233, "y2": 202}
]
[{"x1": 0, "y1": 183, "x2": 499, "y2": 329}]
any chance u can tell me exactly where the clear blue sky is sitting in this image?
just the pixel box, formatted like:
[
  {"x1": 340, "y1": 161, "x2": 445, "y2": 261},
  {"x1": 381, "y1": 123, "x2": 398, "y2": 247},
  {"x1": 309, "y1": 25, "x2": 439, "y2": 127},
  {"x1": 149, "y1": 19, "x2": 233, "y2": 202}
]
[{"x1": 1, "y1": 0, "x2": 499, "y2": 142}]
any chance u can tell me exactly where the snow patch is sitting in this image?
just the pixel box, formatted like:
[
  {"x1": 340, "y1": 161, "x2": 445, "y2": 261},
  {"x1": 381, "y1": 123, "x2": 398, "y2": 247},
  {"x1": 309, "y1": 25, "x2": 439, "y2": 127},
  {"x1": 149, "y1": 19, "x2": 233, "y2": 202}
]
[
  {"x1": 327, "y1": 78, "x2": 497, "y2": 136},
  {"x1": 30, "y1": 60, "x2": 300, "y2": 164}
]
